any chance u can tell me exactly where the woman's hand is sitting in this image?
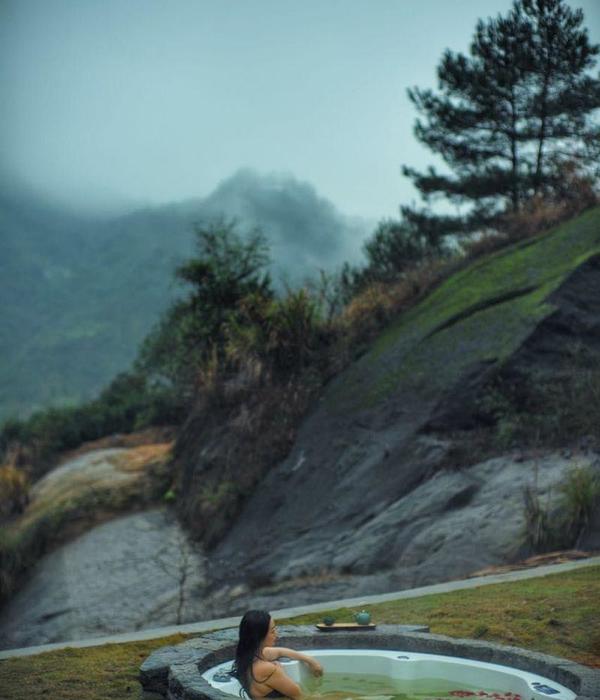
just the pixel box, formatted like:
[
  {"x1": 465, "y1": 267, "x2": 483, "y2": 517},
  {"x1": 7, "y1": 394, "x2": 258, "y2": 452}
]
[{"x1": 307, "y1": 658, "x2": 323, "y2": 677}]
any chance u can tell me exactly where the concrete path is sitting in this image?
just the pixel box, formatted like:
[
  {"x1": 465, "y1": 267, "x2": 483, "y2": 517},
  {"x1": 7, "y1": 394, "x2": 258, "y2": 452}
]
[{"x1": 1, "y1": 555, "x2": 598, "y2": 660}]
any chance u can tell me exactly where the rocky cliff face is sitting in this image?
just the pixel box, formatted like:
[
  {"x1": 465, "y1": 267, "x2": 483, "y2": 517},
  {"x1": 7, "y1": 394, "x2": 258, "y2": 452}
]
[{"x1": 185, "y1": 207, "x2": 600, "y2": 612}]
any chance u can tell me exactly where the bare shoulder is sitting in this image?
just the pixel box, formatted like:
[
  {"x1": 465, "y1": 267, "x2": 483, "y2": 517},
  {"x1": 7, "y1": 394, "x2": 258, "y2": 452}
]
[
  {"x1": 252, "y1": 658, "x2": 277, "y2": 682},
  {"x1": 261, "y1": 646, "x2": 287, "y2": 661}
]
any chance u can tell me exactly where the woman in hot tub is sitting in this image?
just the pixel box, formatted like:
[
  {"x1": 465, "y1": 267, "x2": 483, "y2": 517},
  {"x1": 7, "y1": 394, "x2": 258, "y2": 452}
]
[{"x1": 234, "y1": 609, "x2": 323, "y2": 699}]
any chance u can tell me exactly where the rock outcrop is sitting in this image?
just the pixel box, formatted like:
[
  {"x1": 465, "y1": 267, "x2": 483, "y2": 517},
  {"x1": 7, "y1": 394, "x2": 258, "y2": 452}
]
[{"x1": 0, "y1": 506, "x2": 206, "y2": 650}]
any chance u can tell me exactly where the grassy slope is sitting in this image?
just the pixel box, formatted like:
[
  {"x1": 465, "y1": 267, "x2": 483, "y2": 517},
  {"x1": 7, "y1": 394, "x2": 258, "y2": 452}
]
[
  {"x1": 333, "y1": 206, "x2": 600, "y2": 409},
  {"x1": 0, "y1": 565, "x2": 598, "y2": 699}
]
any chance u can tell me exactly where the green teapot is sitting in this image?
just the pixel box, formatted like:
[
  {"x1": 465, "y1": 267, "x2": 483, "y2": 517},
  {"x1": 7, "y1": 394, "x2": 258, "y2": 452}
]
[{"x1": 354, "y1": 610, "x2": 371, "y2": 625}]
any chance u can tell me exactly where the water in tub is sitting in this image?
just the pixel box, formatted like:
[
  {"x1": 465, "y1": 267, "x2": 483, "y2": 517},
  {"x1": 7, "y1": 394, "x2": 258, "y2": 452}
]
[
  {"x1": 302, "y1": 670, "x2": 519, "y2": 700},
  {"x1": 204, "y1": 652, "x2": 573, "y2": 700}
]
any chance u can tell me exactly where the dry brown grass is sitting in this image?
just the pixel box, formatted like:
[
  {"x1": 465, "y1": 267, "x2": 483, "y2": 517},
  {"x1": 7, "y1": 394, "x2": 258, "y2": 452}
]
[
  {"x1": 15, "y1": 441, "x2": 174, "y2": 538},
  {"x1": 57, "y1": 425, "x2": 177, "y2": 465},
  {"x1": 499, "y1": 196, "x2": 575, "y2": 242},
  {"x1": 111, "y1": 442, "x2": 173, "y2": 473},
  {"x1": 461, "y1": 230, "x2": 512, "y2": 259},
  {"x1": 464, "y1": 184, "x2": 598, "y2": 263},
  {"x1": 0, "y1": 463, "x2": 29, "y2": 520},
  {"x1": 339, "y1": 260, "x2": 446, "y2": 352}
]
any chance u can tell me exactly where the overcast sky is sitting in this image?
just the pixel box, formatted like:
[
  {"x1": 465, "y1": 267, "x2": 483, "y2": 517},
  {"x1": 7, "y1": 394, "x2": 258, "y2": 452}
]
[{"x1": 2, "y1": 0, "x2": 599, "y2": 220}]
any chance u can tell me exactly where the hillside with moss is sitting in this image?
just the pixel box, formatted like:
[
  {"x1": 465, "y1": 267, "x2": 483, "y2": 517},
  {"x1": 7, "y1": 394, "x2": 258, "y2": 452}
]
[
  {"x1": 172, "y1": 206, "x2": 600, "y2": 613},
  {"x1": 334, "y1": 206, "x2": 600, "y2": 410}
]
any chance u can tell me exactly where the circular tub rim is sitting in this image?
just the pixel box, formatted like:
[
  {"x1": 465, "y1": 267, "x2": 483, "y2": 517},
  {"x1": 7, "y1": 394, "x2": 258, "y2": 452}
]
[
  {"x1": 139, "y1": 624, "x2": 600, "y2": 700},
  {"x1": 202, "y1": 647, "x2": 578, "y2": 700}
]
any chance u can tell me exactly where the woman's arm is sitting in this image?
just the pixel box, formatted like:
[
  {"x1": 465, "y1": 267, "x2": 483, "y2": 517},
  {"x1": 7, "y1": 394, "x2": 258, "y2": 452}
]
[
  {"x1": 264, "y1": 664, "x2": 303, "y2": 700},
  {"x1": 263, "y1": 647, "x2": 323, "y2": 676}
]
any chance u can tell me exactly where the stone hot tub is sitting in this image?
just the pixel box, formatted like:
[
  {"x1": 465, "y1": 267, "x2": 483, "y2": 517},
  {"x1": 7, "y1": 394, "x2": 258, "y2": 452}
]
[{"x1": 139, "y1": 625, "x2": 600, "y2": 700}]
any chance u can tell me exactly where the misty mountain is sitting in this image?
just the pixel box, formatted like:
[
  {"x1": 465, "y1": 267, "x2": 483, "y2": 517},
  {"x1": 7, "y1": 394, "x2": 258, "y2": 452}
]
[
  {"x1": 203, "y1": 169, "x2": 367, "y2": 286},
  {"x1": 0, "y1": 170, "x2": 370, "y2": 422}
]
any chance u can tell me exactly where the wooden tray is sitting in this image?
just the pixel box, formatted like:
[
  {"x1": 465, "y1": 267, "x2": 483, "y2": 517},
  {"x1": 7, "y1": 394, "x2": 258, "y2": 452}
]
[{"x1": 315, "y1": 623, "x2": 376, "y2": 631}]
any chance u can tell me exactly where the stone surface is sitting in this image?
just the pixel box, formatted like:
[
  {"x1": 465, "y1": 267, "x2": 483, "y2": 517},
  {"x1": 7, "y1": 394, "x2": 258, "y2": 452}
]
[
  {"x1": 200, "y1": 450, "x2": 599, "y2": 616},
  {"x1": 140, "y1": 639, "x2": 224, "y2": 695},
  {"x1": 0, "y1": 507, "x2": 207, "y2": 650}
]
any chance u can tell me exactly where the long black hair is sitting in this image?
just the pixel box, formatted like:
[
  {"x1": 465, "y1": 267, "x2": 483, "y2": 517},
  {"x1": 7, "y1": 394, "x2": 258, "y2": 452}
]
[{"x1": 233, "y1": 609, "x2": 272, "y2": 698}]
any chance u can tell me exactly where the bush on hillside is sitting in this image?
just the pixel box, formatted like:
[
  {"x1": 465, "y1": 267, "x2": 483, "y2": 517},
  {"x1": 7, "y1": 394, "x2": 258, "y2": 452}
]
[
  {"x1": 498, "y1": 178, "x2": 597, "y2": 242},
  {"x1": 341, "y1": 217, "x2": 452, "y2": 300},
  {"x1": 523, "y1": 464, "x2": 600, "y2": 553},
  {"x1": 336, "y1": 260, "x2": 447, "y2": 365},
  {"x1": 0, "y1": 463, "x2": 29, "y2": 521},
  {"x1": 0, "y1": 371, "x2": 183, "y2": 482},
  {"x1": 135, "y1": 220, "x2": 272, "y2": 397},
  {"x1": 463, "y1": 168, "x2": 599, "y2": 261}
]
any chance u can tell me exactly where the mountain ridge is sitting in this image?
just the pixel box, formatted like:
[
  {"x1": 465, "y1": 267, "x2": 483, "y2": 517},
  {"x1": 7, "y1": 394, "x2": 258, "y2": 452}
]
[{"x1": 1, "y1": 169, "x2": 370, "y2": 421}]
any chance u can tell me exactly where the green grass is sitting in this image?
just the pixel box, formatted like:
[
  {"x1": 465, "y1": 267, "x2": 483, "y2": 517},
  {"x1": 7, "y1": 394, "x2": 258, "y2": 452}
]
[
  {"x1": 0, "y1": 632, "x2": 194, "y2": 700},
  {"x1": 282, "y1": 565, "x2": 600, "y2": 668},
  {"x1": 0, "y1": 565, "x2": 598, "y2": 699}
]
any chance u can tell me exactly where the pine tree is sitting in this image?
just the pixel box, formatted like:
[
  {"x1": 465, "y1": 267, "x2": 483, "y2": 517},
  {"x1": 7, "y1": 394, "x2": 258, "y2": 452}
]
[{"x1": 402, "y1": 0, "x2": 600, "y2": 237}]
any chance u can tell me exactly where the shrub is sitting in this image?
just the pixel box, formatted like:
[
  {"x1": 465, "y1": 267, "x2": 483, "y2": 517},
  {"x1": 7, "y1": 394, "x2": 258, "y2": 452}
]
[
  {"x1": 522, "y1": 464, "x2": 600, "y2": 553},
  {"x1": 0, "y1": 371, "x2": 184, "y2": 483},
  {"x1": 560, "y1": 465, "x2": 600, "y2": 547},
  {"x1": 497, "y1": 169, "x2": 598, "y2": 244},
  {"x1": 0, "y1": 463, "x2": 29, "y2": 520},
  {"x1": 461, "y1": 230, "x2": 511, "y2": 261},
  {"x1": 362, "y1": 218, "x2": 447, "y2": 283},
  {"x1": 463, "y1": 174, "x2": 598, "y2": 263},
  {"x1": 265, "y1": 289, "x2": 321, "y2": 373},
  {"x1": 340, "y1": 217, "x2": 452, "y2": 301},
  {"x1": 339, "y1": 260, "x2": 446, "y2": 356},
  {"x1": 523, "y1": 484, "x2": 554, "y2": 552},
  {"x1": 223, "y1": 288, "x2": 324, "y2": 381},
  {"x1": 498, "y1": 195, "x2": 572, "y2": 242},
  {"x1": 135, "y1": 220, "x2": 272, "y2": 393}
]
